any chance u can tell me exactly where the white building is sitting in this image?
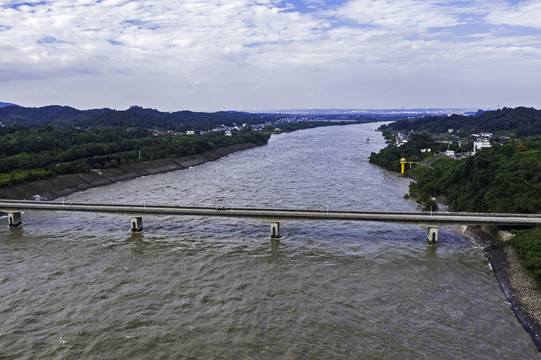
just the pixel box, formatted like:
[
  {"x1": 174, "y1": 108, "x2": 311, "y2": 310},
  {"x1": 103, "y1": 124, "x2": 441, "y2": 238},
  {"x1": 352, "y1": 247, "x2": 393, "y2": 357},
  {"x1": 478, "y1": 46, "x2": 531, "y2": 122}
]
[{"x1": 473, "y1": 138, "x2": 491, "y2": 154}]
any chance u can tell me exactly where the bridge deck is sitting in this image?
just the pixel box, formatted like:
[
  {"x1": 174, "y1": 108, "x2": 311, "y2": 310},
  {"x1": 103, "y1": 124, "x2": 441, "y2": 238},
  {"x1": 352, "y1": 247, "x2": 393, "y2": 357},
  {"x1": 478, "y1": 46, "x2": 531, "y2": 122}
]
[{"x1": 1, "y1": 199, "x2": 540, "y2": 226}]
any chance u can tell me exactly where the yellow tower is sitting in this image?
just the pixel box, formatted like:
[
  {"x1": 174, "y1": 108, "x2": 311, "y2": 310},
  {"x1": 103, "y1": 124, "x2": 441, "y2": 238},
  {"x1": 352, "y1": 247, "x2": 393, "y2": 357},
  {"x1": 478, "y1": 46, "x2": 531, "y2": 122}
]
[{"x1": 400, "y1": 158, "x2": 407, "y2": 174}]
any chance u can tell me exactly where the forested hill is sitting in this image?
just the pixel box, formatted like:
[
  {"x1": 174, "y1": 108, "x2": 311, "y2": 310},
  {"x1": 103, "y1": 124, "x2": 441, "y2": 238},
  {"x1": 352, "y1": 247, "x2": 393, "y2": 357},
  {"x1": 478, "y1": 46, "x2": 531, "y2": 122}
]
[
  {"x1": 387, "y1": 107, "x2": 541, "y2": 136},
  {"x1": 0, "y1": 105, "x2": 274, "y2": 130},
  {"x1": 0, "y1": 104, "x2": 417, "y2": 130},
  {"x1": 0, "y1": 105, "x2": 106, "y2": 125}
]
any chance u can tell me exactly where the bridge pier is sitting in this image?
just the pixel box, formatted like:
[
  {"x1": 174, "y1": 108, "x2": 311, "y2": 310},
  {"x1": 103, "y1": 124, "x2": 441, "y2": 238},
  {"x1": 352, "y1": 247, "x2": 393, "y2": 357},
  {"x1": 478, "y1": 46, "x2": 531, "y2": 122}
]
[
  {"x1": 8, "y1": 212, "x2": 22, "y2": 227},
  {"x1": 270, "y1": 222, "x2": 280, "y2": 239},
  {"x1": 427, "y1": 226, "x2": 438, "y2": 243},
  {"x1": 131, "y1": 217, "x2": 143, "y2": 232}
]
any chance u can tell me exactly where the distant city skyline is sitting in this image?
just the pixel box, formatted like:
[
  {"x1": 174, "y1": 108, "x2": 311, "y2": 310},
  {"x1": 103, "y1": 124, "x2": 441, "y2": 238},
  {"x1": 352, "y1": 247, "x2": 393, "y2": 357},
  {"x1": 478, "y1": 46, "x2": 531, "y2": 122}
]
[{"x1": 1, "y1": 0, "x2": 540, "y2": 112}]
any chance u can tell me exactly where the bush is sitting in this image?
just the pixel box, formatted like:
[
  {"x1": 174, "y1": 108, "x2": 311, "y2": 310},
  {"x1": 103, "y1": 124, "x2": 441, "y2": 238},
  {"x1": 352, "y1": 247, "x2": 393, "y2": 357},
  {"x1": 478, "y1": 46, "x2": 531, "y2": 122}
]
[
  {"x1": 422, "y1": 198, "x2": 439, "y2": 212},
  {"x1": 511, "y1": 227, "x2": 541, "y2": 284},
  {"x1": 0, "y1": 169, "x2": 55, "y2": 188}
]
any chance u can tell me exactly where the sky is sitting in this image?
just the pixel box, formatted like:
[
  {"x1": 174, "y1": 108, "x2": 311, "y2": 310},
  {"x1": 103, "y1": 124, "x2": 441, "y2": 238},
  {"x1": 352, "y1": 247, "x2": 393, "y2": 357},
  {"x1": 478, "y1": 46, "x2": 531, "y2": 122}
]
[{"x1": 1, "y1": 0, "x2": 541, "y2": 112}]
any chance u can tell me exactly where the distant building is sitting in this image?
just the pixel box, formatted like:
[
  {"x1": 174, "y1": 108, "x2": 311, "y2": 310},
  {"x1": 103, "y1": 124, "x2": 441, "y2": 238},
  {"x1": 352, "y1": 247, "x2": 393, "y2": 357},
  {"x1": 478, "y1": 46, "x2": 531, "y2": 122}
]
[{"x1": 473, "y1": 137, "x2": 491, "y2": 154}]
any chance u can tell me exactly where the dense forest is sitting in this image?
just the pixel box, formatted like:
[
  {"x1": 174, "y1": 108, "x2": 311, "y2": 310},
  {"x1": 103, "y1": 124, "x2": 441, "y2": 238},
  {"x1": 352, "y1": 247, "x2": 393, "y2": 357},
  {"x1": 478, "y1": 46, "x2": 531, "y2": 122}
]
[
  {"x1": 0, "y1": 105, "x2": 274, "y2": 129},
  {"x1": 387, "y1": 107, "x2": 541, "y2": 136},
  {"x1": 370, "y1": 121, "x2": 541, "y2": 214},
  {"x1": 370, "y1": 107, "x2": 541, "y2": 212},
  {"x1": 0, "y1": 125, "x2": 271, "y2": 187},
  {"x1": 408, "y1": 142, "x2": 541, "y2": 213}
]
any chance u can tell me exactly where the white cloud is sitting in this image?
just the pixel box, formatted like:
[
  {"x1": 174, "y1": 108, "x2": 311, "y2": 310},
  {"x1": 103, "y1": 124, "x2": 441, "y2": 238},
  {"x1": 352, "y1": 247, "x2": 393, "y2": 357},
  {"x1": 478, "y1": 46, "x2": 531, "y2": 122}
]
[
  {"x1": 332, "y1": 0, "x2": 462, "y2": 29},
  {"x1": 0, "y1": 0, "x2": 540, "y2": 110},
  {"x1": 485, "y1": 0, "x2": 541, "y2": 29}
]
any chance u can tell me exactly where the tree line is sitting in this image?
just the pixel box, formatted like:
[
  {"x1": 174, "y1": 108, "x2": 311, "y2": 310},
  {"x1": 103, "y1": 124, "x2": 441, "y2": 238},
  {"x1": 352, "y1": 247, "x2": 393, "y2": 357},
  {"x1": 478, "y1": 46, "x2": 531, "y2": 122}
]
[
  {"x1": 387, "y1": 107, "x2": 541, "y2": 136},
  {"x1": 0, "y1": 104, "x2": 387, "y2": 129},
  {"x1": 368, "y1": 132, "x2": 450, "y2": 173},
  {"x1": 0, "y1": 125, "x2": 270, "y2": 187},
  {"x1": 408, "y1": 142, "x2": 541, "y2": 214}
]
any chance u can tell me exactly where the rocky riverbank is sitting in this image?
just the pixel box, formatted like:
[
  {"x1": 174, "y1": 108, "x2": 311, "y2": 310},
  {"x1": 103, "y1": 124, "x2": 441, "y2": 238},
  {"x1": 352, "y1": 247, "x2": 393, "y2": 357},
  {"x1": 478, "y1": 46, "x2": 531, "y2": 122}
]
[
  {"x1": 419, "y1": 191, "x2": 541, "y2": 350},
  {"x1": 464, "y1": 226, "x2": 541, "y2": 350},
  {"x1": 0, "y1": 143, "x2": 258, "y2": 200}
]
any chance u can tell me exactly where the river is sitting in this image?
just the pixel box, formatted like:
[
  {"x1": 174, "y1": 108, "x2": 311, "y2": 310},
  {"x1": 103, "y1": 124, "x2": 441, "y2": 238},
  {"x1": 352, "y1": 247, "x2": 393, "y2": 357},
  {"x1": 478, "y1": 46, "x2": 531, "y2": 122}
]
[{"x1": 1, "y1": 123, "x2": 539, "y2": 359}]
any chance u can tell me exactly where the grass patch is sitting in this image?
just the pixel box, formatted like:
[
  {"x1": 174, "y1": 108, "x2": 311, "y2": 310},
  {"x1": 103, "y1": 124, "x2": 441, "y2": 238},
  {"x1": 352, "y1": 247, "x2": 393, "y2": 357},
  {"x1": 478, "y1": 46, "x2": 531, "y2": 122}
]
[{"x1": 511, "y1": 226, "x2": 541, "y2": 285}]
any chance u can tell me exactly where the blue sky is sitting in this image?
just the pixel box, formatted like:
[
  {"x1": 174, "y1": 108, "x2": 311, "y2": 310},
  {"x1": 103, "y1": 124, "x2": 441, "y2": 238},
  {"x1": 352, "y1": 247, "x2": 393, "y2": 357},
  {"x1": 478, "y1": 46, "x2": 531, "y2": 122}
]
[{"x1": 1, "y1": 0, "x2": 540, "y2": 111}]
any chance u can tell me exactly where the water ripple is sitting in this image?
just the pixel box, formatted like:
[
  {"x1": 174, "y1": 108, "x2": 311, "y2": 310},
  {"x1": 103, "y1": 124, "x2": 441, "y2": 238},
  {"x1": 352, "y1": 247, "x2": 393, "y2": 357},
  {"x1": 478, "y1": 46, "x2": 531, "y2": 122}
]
[{"x1": 0, "y1": 124, "x2": 538, "y2": 358}]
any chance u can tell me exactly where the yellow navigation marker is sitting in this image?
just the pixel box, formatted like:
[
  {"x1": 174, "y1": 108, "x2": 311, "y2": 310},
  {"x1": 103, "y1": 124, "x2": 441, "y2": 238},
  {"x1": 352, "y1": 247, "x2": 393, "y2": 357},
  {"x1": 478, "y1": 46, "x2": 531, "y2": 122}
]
[
  {"x1": 400, "y1": 158, "x2": 419, "y2": 174},
  {"x1": 400, "y1": 158, "x2": 407, "y2": 174}
]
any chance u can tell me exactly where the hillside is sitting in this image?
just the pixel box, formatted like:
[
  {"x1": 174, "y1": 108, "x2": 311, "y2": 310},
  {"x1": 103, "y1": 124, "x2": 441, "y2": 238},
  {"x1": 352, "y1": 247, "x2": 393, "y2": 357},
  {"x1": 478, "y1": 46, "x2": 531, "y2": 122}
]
[
  {"x1": 408, "y1": 142, "x2": 541, "y2": 213},
  {"x1": 0, "y1": 125, "x2": 272, "y2": 188},
  {"x1": 387, "y1": 107, "x2": 541, "y2": 136},
  {"x1": 0, "y1": 104, "x2": 392, "y2": 130},
  {"x1": 0, "y1": 105, "x2": 275, "y2": 129}
]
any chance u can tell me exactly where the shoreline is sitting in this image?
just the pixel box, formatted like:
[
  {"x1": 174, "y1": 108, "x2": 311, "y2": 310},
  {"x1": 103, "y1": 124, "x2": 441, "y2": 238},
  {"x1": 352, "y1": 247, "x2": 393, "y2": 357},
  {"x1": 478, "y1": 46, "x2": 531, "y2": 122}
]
[
  {"x1": 464, "y1": 226, "x2": 541, "y2": 351},
  {"x1": 0, "y1": 143, "x2": 258, "y2": 201},
  {"x1": 413, "y1": 181, "x2": 541, "y2": 350}
]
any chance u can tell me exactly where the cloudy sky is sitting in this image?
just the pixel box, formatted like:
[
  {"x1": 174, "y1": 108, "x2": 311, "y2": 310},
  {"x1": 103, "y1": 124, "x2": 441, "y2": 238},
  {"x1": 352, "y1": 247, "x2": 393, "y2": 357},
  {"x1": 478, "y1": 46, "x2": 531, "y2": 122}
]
[{"x1": 1, "y1": 0, "x2": 540, "y2": 111}]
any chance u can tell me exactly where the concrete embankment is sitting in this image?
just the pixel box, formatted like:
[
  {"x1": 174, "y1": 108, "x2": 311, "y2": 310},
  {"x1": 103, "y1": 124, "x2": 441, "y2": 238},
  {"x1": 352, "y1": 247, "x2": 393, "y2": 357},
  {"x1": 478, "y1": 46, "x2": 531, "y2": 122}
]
[{"x1": 0, "y1": 143, "x2": 258, "y2": 200}]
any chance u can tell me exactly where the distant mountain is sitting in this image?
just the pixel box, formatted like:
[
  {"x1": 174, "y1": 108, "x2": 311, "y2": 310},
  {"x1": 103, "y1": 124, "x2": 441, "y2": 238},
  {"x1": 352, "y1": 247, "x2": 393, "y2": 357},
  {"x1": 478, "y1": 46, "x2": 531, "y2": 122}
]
[
  {"x1": 0, "y1": 102, "x2": 18, "y2": 108},
  {"x1": 0, "y1": 104, "x2": 278, "y2": 130},
  {"x1": 258, "y1": 108, "x2": 479, "y2": 116},
  {"x1": 2, "y1": 104, "x2": 484, "y2": 130},
  {"x1": 0, "y1": 105, "x2": 109, "y2": 127}
]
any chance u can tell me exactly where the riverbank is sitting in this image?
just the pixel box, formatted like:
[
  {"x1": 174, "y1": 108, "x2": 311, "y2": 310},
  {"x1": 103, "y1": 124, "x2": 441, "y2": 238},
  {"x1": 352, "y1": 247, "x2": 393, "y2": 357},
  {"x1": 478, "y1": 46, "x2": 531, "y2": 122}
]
[
  {"x1": 463, "y1": 226, "x2": 541, "y2": 350},
  {"x1": 411, "y1": 181, "x2": 541, "y2": 350},
  {"x1": 0, "y1": 143, "x2": 258, "y2": 200}
]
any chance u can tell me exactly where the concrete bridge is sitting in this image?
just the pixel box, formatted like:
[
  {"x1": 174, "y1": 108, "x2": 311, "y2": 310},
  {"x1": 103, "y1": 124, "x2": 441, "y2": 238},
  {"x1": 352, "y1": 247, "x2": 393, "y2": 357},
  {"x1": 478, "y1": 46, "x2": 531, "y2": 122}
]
[{"x1": 1, "y1": 199, "x2": 540, "y2": 242}]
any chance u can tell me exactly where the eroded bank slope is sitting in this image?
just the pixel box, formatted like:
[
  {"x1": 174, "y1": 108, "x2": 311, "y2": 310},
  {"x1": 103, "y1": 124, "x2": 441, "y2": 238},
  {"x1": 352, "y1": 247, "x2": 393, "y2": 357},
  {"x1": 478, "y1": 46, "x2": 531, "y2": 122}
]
[
  {"x1": 0, "y1": 143, "x2": 257, "y2": 200},
  {"x1": 465, "y1": 226, "x2": 541, "y2": 350}
]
